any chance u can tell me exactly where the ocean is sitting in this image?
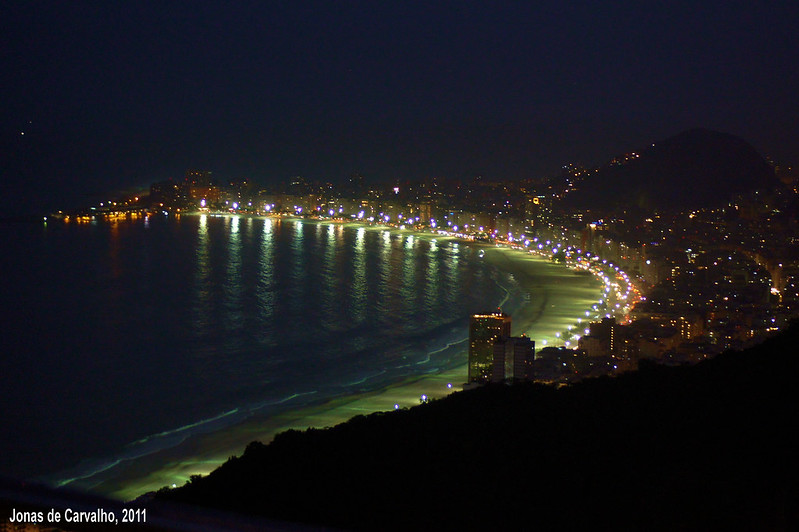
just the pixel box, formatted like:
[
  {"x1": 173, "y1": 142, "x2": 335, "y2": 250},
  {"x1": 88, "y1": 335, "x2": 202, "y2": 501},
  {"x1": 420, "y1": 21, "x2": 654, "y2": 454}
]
[{"x1": 0, "y1": 214, "x2": 524, "y2": 486}]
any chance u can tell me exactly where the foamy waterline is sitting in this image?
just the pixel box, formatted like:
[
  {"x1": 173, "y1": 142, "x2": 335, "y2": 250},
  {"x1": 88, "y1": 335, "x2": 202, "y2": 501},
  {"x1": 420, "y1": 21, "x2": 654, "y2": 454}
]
[{"x1": 29, "y1": 219, "x2": 571, "y2": 497}]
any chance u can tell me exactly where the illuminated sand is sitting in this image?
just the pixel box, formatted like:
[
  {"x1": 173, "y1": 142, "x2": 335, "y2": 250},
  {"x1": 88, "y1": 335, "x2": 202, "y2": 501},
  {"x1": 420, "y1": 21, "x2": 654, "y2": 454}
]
[
  {"x1": 85, "y1": 226, "x2": 602, "y2": 501},
  {"x1": 92, "y1": 364, "x2": 468, "y2": 501},
  {"x1": 481, "y1": 246, "x2": 604, "y2": 347}
]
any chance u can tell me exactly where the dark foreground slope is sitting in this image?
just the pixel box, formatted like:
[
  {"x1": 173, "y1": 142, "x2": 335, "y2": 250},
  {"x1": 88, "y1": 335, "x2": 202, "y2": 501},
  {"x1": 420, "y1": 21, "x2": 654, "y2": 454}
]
[{"x1": 157, "y1": 325, "x2": 799, "y2": 531}]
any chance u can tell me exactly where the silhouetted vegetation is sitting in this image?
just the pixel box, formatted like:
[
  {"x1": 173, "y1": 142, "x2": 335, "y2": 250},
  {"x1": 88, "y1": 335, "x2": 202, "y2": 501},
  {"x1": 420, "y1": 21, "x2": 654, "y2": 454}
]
[{"x1": 155, "y1": 323, "x2": 799, "y2": 530}]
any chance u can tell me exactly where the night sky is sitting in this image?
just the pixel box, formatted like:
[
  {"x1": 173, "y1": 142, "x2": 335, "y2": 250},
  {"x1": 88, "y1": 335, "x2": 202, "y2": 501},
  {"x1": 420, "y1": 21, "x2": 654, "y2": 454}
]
[{"x1": 2, "y1": 1, "x2": 798, "y2": 215}]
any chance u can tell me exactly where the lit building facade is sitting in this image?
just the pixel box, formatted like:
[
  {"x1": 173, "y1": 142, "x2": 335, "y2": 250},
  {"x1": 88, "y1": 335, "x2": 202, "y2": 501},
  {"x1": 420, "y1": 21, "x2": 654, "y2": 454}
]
[{"x1": 468, "y1": 312, "x2": 512, "y2": 383}]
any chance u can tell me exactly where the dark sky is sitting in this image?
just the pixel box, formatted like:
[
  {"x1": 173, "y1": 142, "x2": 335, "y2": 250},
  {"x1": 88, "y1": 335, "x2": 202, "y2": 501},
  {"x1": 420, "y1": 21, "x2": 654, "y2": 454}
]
[{"x1": 2, "y1": 1, "x2": 798, "y2": 214}]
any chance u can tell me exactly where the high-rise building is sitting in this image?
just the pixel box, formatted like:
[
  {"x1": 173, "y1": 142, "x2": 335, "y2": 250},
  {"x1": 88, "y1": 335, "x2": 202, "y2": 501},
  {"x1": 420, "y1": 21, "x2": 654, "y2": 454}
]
[
  {"x1": 185, "y1": 170, "x2": 219, "y2": 206},
  {"x1": 418, "y1": 201, "x2": 432, "y2": 223},
  {"x1": 468, "y1": 312, "x2": 512, "y2": 383},
  {"x1": 579, "y1": 317, "x2": 618, "y2": 358},
  {"x1": 492, "y1": 336, "x2": 535, "y2": 382}
]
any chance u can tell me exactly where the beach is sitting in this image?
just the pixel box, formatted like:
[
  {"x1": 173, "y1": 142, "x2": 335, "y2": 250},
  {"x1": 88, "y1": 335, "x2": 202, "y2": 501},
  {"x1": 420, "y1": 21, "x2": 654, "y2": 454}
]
[{"x1": 72, "y1": 230, "x2": 602, "y2": 502}]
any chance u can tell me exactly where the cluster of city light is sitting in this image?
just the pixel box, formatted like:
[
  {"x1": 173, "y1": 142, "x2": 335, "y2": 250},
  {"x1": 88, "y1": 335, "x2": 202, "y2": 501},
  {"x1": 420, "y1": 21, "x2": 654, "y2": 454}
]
[
  {"x1": 490, "y1": 237, "x2": 644, "y2": 348},
  {"x1": 201, "y1": 205, "x2": 642, "y2": 356},
  {"x1": 422, "y1": 227, "x2": 643, "y2": 348},
  {"x1": 228, "y1": 207, "x2": 642, "y2": 352},
  {"x1": 56, "y1": 208, "x2": 149, "y2": 224},
  {"x1": 282, "y1": 206, "x2": 433, "y2": 232},
  {"x1": 428, "y1": 226, "x2": 640, "y2": 330}
]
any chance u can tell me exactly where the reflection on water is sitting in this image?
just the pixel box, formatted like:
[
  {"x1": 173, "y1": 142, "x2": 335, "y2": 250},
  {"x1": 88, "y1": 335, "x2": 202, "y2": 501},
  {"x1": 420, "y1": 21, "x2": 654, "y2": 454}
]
[
  {"x1": 256, "y1": 218, "x2": 275, "y2": 327},
  {"x1": 195, "y1": 214, "x2": 211, "y2": 331},
  {"x1": 0, "y1": 214, "x2": 523, "y2": 483},
  {"x1": 288, "y1": 220, "x2": 306, "y2": 315},
  {"x1": 401, "y1": 237, "x2": 417, "y2": 316},
  {"x1": 425, "y1": 238, "x2": 440, "y2": 311},
  {"x1": 352, "y1": 227, "x2": 367, "y2": 325},
  {"x1": 321, "y1": 224, "x2": 339, "y2": 331},
  {"x1": 224, "y1": 216, "x2": 243, "y2": 332},
  {"x1": 444, "y1": 243, "x2": 460, "y2": 306},
  {"x1": 378, "y1": 230, "x2": 392, "y2": 307}
]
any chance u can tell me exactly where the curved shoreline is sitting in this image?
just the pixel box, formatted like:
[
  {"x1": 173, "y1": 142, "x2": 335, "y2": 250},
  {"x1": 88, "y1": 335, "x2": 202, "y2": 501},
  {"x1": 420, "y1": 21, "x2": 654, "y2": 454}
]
[{"x1": 57, "y1": 221, "x2": 603, "y2": 501}]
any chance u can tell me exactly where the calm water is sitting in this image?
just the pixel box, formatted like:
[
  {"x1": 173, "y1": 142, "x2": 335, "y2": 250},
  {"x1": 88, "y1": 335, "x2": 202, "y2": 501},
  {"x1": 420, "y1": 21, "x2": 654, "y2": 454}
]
[{"x1": 0, "y1": 215, "x2": 520, "y2": 482}]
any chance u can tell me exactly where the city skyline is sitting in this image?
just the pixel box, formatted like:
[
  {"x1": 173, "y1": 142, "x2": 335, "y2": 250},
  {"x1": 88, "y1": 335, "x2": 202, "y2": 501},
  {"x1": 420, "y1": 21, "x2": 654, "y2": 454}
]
[{"x1": 3, "y1": 1, "x2": 798, "y2": 216}]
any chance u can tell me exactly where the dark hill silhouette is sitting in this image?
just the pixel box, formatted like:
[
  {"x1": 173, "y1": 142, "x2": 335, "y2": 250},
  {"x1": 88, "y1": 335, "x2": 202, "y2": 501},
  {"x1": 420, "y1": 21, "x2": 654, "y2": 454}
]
[
  {"x1": 566, "y1": 128, "x2": 777, "y2": 213},
  {"x1": 155, "y1": 323, "x2": 799, "y2": 531}
]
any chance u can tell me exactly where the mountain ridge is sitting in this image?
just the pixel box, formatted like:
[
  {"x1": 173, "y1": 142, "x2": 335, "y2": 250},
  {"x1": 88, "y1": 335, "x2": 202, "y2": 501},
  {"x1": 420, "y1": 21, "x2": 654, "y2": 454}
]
[{"x1": 565, "y1": 128, "x2": 778, "y2": 213}]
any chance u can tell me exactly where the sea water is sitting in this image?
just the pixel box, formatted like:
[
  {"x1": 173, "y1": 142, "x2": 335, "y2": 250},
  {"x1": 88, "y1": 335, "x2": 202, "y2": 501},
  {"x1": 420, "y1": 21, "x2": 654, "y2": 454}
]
[{"x1": 0, "y1": 214, "x2": 522, "y2": 486}]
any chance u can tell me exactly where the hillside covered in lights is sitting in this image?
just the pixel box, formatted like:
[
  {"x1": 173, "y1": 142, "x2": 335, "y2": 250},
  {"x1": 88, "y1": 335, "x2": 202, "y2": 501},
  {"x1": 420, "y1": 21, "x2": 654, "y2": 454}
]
[{"x1": 565, "y1": 128, "x2": 778, "y2": 214}]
